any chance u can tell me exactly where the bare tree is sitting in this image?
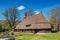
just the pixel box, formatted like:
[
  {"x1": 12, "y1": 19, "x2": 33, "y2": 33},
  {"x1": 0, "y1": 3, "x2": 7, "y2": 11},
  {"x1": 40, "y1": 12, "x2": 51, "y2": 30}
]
[
  {"x1": 50, "y1": 7, "x2": 60, "y2": 19},
  {"x1": 49, "y1": 16, "x2": 57, "y2": 31},
  {"x1": 3, "y1": 7, "x2": 20, "y2": 29},
  {"x1": 49, "y1": 7, "x2": 60, "y2": 31},
  {"x1": 27, "y1": 8, "x2": 34, "y2": 16}
]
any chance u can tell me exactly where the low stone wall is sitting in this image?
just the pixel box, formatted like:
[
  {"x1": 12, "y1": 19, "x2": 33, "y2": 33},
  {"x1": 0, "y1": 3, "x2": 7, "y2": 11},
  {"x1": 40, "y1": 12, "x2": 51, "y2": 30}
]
[{"x1": 0, "y1": 38, "x2": 10, "y2": 40}]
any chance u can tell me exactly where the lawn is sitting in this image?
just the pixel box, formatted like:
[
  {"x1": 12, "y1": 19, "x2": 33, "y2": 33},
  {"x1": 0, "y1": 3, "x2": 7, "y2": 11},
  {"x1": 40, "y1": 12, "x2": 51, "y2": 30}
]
[{"x1": 15, "y1": 32, "x2": 60, "y2": 40}]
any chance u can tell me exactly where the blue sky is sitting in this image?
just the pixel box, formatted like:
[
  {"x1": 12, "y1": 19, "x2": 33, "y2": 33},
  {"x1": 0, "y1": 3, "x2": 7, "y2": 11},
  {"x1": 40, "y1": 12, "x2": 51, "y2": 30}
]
[{"x1": 0, "y1": 0, "x2": 60, "y2": 20}]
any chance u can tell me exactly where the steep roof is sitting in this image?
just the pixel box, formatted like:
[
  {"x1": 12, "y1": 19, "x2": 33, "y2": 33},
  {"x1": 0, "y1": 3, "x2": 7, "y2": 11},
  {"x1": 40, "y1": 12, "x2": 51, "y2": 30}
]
[
  {"x1": 15, "y1": 13, "x2": 51, "y2": 29},
  {"x1": 20, "y1": 13, "x2": 47, "y2": 25}
]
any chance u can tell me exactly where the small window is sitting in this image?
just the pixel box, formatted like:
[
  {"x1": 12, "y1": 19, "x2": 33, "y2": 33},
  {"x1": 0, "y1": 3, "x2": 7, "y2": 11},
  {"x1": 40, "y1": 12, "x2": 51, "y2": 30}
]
[{"x1": 26, "y1": 24, "x2": 31, "y2": 27}]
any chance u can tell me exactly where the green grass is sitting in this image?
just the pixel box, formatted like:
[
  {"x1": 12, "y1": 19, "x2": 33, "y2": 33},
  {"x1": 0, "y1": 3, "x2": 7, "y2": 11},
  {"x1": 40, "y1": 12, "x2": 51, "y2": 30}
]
[{"x1": 15, "y1": 32, "x2": 60, "y2": 40}]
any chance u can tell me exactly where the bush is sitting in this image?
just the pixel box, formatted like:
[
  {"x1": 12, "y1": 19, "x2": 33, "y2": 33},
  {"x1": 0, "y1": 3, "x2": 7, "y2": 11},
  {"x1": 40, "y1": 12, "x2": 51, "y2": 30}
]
[
  {"x1": 2, "y1": 28, "x2": 9, "y2": 32},
  {"x1": 5, "y1": 28, "x2": 9, "y2": 31}
]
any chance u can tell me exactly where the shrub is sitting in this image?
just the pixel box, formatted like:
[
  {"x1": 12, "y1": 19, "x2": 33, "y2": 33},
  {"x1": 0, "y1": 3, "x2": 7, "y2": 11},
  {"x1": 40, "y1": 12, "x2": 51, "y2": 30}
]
[{"x1": 0, "y1": 25, "x2": 2, "y2": 32}]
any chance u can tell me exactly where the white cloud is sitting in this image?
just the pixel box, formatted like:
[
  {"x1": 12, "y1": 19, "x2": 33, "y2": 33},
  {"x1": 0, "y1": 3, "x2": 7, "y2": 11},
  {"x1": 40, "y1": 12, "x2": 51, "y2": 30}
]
[
  {"x1": 34, "y1": 11, "x2": 40, "y2": 14},
  {"x1": 17, "y1": 5, "x2": 25, "y2": 10}
]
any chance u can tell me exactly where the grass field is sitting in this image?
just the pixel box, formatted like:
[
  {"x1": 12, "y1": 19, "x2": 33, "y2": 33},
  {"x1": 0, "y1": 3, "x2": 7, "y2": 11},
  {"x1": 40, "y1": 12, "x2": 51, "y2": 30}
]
[{"x1": 15, "y1": 31, "x2": 60, "y2": 40}]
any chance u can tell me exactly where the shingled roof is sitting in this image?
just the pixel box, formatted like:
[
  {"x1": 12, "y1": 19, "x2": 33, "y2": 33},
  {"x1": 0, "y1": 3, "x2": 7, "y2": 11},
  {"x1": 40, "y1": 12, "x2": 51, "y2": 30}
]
[{"x1": 15, "y1": 13, "x2": 51, "y2": 29}]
